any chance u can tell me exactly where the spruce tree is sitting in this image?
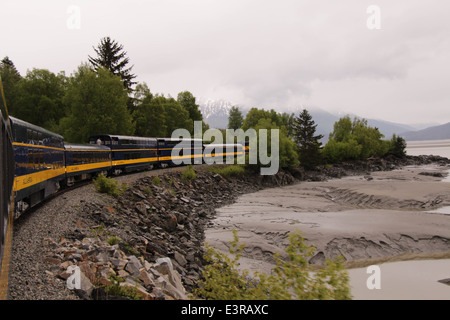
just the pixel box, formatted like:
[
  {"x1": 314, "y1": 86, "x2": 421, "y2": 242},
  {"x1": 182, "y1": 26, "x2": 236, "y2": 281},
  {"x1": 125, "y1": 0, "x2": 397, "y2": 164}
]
[
  {"x1": 293, "y1": 109, "x2": 324, "y2": 169},
  {"x1": 228, "y1": 106, "x2": 244, "y2": 130},
  {"x1": 0, "y1": 56, "x2": 22, "y2": 115},
  {"x1": 88, "y1": 36, "x2": 137, "y2": 92}
]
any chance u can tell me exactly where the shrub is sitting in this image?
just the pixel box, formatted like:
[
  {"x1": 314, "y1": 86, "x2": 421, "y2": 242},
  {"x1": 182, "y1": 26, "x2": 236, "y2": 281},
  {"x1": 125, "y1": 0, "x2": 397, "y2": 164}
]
[
  {"x1": 93, "y1": 174, "x2": 124, "y2": 197},
  {"x1": 323, "y1": 116, "x2": 395, "y2": 163},
  {"x1": 107, "y1": 236, "x2": 121, "y2": 246},
  {"x1": 152, "y1": 176, "x2": 161, "y2": 186},
  {"x1": 182, "y1": 165, "x2": 196, "y2": 180},
  {"x1": 105, "y1": 274, "x2": 143, "y2": 300},
  {"x1": 209, "y1": 165, "x2": 246, "y2": 177},
  {"x1": 322, "y1": 139, "x2": 362, "y2": 163},
  {"x1": 194, "y1": 230, "x2": 352, "y2": 300},
  {"x1": 388, "y1": 134, "x2": 407, "y2": 158}
]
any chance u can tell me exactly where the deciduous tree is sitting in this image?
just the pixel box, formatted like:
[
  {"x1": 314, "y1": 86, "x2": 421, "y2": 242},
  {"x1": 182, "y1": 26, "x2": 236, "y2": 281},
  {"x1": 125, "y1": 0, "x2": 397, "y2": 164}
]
[{"x1": 61, "y1": 64, "x2": 134, "y2": 143}]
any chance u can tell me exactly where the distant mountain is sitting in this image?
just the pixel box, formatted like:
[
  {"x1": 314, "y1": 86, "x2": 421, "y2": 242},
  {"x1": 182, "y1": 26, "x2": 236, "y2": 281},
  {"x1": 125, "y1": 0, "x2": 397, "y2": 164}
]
[
  {"x1": 198, "y1": 99, "x2": 436, "y2": 142},
  {"x1": 198, "y1": 99, "x2": 248, "y2": 129},
  {"x1": 362, "y1": 118, "x2": 417, "y2": 140},
  {"x1": 308, "y1": 109, "x2": 417, "y2": 143},
  {"x1": 400, "y1": 122, "x2": 450, "y2": 141}
]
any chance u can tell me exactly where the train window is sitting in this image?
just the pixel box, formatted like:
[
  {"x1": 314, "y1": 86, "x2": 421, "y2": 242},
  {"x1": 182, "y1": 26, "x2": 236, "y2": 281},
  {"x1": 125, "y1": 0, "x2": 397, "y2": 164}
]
[
  {"x1": 28, "y1": 150, "x2": 34, "y2": 168},
  {"x1": 39, "y1": 152, "x2": 44, "y2": 169},
  {"x1": 93, "y1": 139, "x2": 104, "y2": 146},
  {"x1": 32, "y1": 131, "x2": 38, "y2": 144},
  {"x1": 27, "y1": 129, "x2": 33, "y2": 144}
]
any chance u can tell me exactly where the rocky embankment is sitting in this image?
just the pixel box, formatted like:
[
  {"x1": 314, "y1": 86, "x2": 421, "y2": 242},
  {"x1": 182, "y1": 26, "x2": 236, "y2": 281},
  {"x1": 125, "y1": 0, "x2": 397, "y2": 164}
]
[
  {"x1": 8, "y1": 154, "x2": 450, "y2": 300},
  {"x1": 10, "y1": 166, "x2": 296, "y2": 300}
]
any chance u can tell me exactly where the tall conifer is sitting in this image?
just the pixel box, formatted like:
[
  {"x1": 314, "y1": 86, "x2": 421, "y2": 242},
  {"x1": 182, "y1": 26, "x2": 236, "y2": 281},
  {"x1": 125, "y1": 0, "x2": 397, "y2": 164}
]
[{"x1": 293, "y1": 109, "x2": 323, "y2": 169}]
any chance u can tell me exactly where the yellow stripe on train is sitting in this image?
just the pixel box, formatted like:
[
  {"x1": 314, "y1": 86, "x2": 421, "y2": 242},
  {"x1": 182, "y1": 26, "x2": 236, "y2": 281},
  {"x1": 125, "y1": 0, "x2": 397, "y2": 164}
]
[
  {"x1": 113, "y1": 157, "x2": 159, "y2": 166},
  {"x1": 65, "y1": 161, "x2": 112, "y2": 174},
  {"x1": 13, "y1": 168, "x2": 66, "y2": 192}
]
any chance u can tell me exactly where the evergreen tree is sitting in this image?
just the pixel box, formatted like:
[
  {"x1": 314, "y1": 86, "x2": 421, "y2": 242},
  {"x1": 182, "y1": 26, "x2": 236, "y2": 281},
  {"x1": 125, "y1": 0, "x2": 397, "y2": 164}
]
[
  {"x1": 0, "y1": 57, "x2": 20, "y2": 77},
  {"x1": 88, "y1": 36, "x2": 137, "y2": 92},
  {"x1": 293, "y1": 109, "x2": 323, "y2": 169},
  {"x1": 388, "y1": 134, "x2": 407, "y2": 158},
  {"x1": 0, "y1": 56, "x2": 22, "y2": 116},
  {"x1": 228, "y1": 106, "x2": 244, "y2": 130}
]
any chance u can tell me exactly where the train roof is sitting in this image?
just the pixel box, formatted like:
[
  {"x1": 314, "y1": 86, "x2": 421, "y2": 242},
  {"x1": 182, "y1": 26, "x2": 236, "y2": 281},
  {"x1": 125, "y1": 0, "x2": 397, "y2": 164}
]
[
  {"x1": 64, "y1": 143, "x2": 110, "y2": 151},
  {"x1": 9, "y1": 116, "x2": 63, "y2": 140},
  {"x1": 204, "y1": 143, "x2": 243, "y2": 147},
  {"x1": 158, "y1": 137, "x2": 203, "y2": 142},
  {"x1": 90, "y1": 134, "x2": 157, "y2": 142}
]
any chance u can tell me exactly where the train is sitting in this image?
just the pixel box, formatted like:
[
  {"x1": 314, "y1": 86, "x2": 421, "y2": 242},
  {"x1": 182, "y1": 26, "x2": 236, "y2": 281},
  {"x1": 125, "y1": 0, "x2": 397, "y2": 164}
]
[
  {"x1": 0, "y1": 83, "x2": 15, "y2": 294},
  {"x1": 9, "y1": 116, "x2": 246, "y2": 217},
  {"x1": 1, "y1": 105, "x2": 247, "y2": 284}
]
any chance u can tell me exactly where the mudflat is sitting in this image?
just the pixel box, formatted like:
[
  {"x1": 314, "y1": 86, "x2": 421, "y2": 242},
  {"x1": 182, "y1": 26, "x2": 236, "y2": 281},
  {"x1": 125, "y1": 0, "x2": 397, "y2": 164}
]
[{"x1": 205, "y1": 164, "x2": 450, "y2": 274}]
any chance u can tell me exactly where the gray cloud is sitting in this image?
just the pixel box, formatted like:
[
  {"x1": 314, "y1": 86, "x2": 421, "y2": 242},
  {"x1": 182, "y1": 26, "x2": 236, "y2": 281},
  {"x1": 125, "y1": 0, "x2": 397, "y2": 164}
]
[{"x1": 1, "y1": 0, "x2": 449, "y2": 124}]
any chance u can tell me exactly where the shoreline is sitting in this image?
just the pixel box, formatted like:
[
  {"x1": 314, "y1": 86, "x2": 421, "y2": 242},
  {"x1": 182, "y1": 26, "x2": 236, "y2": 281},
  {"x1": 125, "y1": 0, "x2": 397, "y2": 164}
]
[
  {"x1": 7, "y1": 155, "x2": 450, "y2": 299},
  {"x1": 205, "y1": 163, "x2": 450, "y2": 276}
]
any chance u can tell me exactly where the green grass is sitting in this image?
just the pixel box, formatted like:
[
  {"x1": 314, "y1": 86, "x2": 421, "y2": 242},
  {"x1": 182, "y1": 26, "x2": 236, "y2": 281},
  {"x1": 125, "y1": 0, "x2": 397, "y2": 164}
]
[
  {"x1": 182, "y1": 165, "x2": 197, "y2": 180},
  {"x1": 208, "y1": 165, "x2": 246, "y2": 178}
]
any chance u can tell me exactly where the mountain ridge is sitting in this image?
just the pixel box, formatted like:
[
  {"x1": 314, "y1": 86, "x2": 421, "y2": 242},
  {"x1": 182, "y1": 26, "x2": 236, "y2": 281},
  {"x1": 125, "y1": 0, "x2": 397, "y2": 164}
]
[
  {"x1": 198, "y1": 99, "x2": 448, "y2": 142},
  {"x1": 399, "y1": 122, "x2": 450, "y2": 141}
]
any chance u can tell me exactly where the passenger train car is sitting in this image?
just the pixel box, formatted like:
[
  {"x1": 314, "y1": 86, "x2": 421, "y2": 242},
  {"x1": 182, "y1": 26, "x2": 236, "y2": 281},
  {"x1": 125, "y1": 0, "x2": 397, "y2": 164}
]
[
  {"x1": 0, "y1": 113, "x2": 247, "y2": 275},
  {"x1": 6, "y1": 118, "x2": 245, "y2": 218},
  {"x1": 0, "y1": 82, "x2": 15, "y2": 294},
  {"x1": 89, "y1": 134, "x2": 158, "y2": 174},
  {"x1": 9, "y1": 116, "x2": 66, "y2": 214},
  {"x1": 203, "y1": 143, "x2": 245, "y2": 164},
  {"x1": 157, "y1": 138, "x2": 204, "y2": 166},
  {"x1": 64, "y1": 143, "x2": 111, "y2": 186}
]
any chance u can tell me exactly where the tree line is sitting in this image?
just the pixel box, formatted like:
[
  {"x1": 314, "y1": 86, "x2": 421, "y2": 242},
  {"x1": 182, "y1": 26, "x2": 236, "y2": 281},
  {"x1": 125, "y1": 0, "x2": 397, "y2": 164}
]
[
  {"x1": 0, "y1": 37, "x2": 207, "y2": 143},
  {"x1": 227, "y1": 106, "x2": 407, "y2": 170},
  {"x1": 1, "y1": 35, "x2": 406, "y2": 170}
]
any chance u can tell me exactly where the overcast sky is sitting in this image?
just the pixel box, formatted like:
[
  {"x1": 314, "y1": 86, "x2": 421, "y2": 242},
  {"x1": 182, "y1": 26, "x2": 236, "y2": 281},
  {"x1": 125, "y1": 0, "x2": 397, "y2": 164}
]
[{"x1": 1, "y1": 0, "x2": 449, "y2": 125}]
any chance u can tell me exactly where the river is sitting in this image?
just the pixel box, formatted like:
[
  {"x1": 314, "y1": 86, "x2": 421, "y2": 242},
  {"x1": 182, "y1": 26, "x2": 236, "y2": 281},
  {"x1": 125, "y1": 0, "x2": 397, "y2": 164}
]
[
  {"x1": 406, "y1": 139, "x2": 450, "y2": 159},
  {"x1": 348, "y1": 259, "x2": 449, "y2": 300}
]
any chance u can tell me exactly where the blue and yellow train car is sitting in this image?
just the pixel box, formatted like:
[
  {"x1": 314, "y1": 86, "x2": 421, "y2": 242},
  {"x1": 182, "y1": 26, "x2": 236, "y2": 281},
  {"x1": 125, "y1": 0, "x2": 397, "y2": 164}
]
[
  {"x1": 64, "y1": 143, "x2": 111, "y2": 186},
  {"x1": 203, "y1": 143, "x2": 245, "y2": 164},
  {"x1": 89, "y1": 134, "x2": 158, "y2": 174},
  {"x1": 157, "y1": 138, "x2": 204, "y2": 167},
  {"x1": 9, "y1": 117, "x2": 65, "y2": 215},
  {"x1": 0, "y1": 92, "x2": 15, "y2": 293}
]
